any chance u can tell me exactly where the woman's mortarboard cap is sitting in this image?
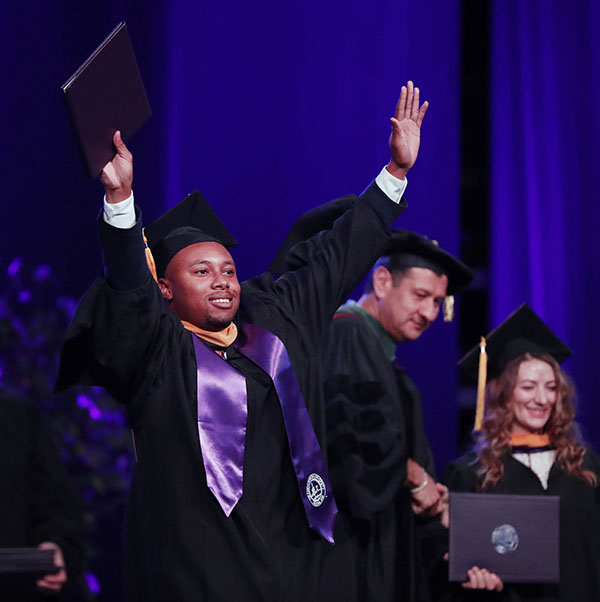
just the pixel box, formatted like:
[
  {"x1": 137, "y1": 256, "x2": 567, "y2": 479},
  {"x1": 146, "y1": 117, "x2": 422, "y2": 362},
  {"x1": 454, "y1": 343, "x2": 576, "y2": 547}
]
[
  {"x1": 459, "y1": 303, "x2": 572, "y2": 431},
  {"x1": 144, "y1": 190, "x2": 237, "y2": 278},
  {"x1": 459, "y1": 303, "x2": 572, "y2": 382}
]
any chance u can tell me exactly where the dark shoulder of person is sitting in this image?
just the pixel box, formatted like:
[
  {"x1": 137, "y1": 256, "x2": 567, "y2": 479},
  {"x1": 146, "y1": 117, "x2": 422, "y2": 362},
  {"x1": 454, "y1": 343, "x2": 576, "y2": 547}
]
[{"x1": 443, "y1": 452, "x2": 480, "y2": 492}]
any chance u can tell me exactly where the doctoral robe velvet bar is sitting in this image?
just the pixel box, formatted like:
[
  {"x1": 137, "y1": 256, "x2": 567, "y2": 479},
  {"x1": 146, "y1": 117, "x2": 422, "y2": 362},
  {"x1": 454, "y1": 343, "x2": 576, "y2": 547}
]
[{"x1": 319, "y1": 310, "x2": 439, "y2": 602}]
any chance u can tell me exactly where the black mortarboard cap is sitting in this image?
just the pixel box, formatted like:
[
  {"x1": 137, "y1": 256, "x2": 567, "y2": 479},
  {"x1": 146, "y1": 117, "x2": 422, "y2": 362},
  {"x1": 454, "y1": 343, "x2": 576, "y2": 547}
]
[
  {"x1": 459, "y1": 303, "x2": 572, "y2": 382},
  {"x1": 383, "y1": 230, "x2": 473, "y2": 295},
  {"x1": 144, "y1": 190, "x2": 237, "y2": 277},
  {"x1": 269, "y1": 196, "x2": 355, "y2": 276}
]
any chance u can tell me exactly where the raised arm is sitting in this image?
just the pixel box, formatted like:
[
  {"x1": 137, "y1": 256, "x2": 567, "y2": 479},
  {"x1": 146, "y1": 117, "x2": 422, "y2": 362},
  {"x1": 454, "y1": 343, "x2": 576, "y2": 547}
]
[
  {"x1": 386, "y1": 80, "x2": 429, "y2": 180},
  {"x1": 56, "y1": 130, "x2": 165, "y2": 402},
  {"x1": 267, "y1": 82, "x2": 429, "y2": 336}
]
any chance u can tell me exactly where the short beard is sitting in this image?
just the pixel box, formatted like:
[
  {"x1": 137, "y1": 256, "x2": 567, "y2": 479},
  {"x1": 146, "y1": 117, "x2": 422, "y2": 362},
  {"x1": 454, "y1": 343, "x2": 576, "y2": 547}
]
[{"x1": 204, "y1": 315, "x2": 234, "y2": 332}]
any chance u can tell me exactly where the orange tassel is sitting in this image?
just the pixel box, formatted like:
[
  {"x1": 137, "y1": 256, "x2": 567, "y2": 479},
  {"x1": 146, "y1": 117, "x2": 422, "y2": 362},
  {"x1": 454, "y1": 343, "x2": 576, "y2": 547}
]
[{"x1": 142, "y1": 228, "x2": 158, "y2": 283}]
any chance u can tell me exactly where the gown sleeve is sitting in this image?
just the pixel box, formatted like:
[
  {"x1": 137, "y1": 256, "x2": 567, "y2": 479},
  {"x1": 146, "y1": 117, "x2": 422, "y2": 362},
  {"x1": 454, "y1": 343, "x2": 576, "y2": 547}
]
[
  {"x1": 264, "y1": 182, "x2": 406, "y2": 342},
  {"x1": 395, "y1": 369, "x2": 437, "y2": 477},
  {"x1": 55, "y1": 210, "x2": 182, "y2": 413},
  {"x1": 443, "y1": 455, "x2": 480, "y2": 493}
]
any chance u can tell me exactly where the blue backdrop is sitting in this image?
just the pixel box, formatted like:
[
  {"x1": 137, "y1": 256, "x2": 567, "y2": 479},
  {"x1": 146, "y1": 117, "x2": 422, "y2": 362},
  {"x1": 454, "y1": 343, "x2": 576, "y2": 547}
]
[
  {"x1": 490, "y1": 0, "x2": 600, "y2": 450},
  {"x1": 0, "y1": 0, "x2": 463, "y2": 475},
  {"x1": 160, "y1": 0, "x2": 462, "y2": 474},
  {"x1": 2, "y1": 0, "x2": 598, "y2": 498},
  {"x1": 2, "y1": 1, "x2": 598, "y2": 597}
]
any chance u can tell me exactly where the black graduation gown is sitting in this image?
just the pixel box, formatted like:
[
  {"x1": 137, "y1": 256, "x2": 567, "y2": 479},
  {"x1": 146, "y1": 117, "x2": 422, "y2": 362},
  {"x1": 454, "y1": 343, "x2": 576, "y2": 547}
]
[
  {"x1": 319, "y1": 312, "x2": 438, "y2": 602},
  {"x1": 0, "y1": 388, "x2": 84, "y2": 601},
  {"x1": 442, "y1": 450, "x2": 600, "y2": 601},
  {"x1": 56, "y1": 182, "x2": 405, "y2": 602}
]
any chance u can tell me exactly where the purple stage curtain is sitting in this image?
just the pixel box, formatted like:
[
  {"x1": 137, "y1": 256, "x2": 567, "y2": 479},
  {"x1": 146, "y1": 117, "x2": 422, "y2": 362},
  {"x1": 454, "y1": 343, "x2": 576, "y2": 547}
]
[
  {"x1": 162, "y1": 0, "x2": 462, "y2": 473},
  {"x1": 490, "y1": 0, "x2": 600, "y2": 450},
  {"x1": 0, "y1": 0, "x2": 462, "y2": 472}
]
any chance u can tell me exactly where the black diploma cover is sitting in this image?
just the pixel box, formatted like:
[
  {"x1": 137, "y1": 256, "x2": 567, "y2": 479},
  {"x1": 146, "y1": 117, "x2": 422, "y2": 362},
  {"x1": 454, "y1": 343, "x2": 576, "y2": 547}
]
[
  {"x1": 449, "y1": 492, "x2": 560, "y2": 583},
  {"x1": 62, "y1": 22, "x2": 152, "y2": 177},
  {"x1": 0, "y1": 548, "x2": 58, "y2": 574}
]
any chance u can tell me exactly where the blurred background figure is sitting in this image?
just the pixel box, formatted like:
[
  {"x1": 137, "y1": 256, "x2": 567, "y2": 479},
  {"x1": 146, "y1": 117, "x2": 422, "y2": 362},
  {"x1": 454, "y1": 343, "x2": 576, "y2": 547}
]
[
  {"x1": 0, "y1": 386, "x2": 85, "y2": 601},
  {"x1": 0, "y1": 258, "x2": 134, "y2": 600}
]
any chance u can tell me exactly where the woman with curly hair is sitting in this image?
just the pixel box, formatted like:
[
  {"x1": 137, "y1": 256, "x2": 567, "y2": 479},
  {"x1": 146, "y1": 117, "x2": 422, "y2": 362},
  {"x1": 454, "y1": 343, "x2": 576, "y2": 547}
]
[{"x1": 442, "y1": 304, "x2": 600, "y2": 601}]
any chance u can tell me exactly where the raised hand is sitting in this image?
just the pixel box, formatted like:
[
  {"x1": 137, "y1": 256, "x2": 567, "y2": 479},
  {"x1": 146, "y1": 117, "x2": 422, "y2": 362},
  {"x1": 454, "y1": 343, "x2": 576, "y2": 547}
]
[
  {"x1": 387, "y1": 81, "x2": 429, "y2": 180},
  {"x1": 101, "y1": 130, "x2": 133, "y2": 204}
]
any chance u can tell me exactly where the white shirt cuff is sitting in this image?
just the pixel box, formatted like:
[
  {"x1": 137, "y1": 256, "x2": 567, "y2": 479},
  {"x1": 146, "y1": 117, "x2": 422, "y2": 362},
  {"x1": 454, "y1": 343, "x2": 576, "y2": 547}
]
[
  {"x1": 375, "y1": 166, "x2": 408, "y2": 203},
  {"x1": 103, "y1": 192, "x2": 136, "y2": 229}
]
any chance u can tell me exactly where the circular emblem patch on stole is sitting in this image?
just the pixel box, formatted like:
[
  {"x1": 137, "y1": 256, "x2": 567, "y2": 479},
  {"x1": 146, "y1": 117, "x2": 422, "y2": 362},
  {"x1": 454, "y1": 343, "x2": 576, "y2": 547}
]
[
  {"x1": 306, "y1": 473, "x2": 326, "y2": 507},
  {"x1": 491, "y1": 524, "x2": 519, "y2": 554}
]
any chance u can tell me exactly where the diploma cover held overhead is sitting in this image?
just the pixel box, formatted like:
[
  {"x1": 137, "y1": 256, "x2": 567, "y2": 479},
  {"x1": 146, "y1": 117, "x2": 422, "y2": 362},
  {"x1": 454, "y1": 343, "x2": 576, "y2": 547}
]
[
  {"x1": 449, "y1": 492, "x2": 560, "y2": 583},
  {"x1": 62, "y1": 22, "x2": 152, "y2": 177}
]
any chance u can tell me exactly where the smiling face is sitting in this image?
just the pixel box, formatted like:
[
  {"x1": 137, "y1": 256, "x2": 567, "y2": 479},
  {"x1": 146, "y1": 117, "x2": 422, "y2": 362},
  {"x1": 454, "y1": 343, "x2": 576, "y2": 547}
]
[
  {"x1": 373, "y1": 266, "x2": 448, "y2": 342},
  {"x1": 158, "y1": 241, "x2": 241, "y2": 331},
  {"x1": 509, "y1": 358, "x2": 558, "y2": 435}
]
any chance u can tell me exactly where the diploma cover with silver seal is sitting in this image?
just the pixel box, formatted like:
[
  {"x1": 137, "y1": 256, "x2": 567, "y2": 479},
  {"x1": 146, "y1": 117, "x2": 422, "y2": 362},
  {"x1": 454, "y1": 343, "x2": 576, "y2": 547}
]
[{"x1": 449, "y1": 492, "x2": 559, "y2": 583}]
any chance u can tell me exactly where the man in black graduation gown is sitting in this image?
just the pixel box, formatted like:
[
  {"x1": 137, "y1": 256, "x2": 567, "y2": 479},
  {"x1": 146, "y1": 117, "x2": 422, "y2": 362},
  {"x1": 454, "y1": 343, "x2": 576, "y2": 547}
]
[
  {"x1": 0, "y1": 387, "x2": 84, "y2": 601},
  {"x1": 315, "y1": 231, "x2": 473, "y2": 601},
  {"x1": 56, "y1": 82, "x2": 429, "y2": 601}
]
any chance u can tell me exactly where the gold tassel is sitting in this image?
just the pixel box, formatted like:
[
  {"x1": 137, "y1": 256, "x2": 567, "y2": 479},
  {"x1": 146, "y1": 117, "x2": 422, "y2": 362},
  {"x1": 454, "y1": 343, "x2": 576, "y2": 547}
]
[
  {"x1": 443, "y1": 295, "x2": 454, "y2": 322},
  {"x1": 430, "y1": 240, "x2": 455, "y2": 322},
  {"x1": 142, "y1": 228, "x2": 158, "y2": 283},
  {"x1": 474, "y1": 336, "x2": 487, "y2": 431}
]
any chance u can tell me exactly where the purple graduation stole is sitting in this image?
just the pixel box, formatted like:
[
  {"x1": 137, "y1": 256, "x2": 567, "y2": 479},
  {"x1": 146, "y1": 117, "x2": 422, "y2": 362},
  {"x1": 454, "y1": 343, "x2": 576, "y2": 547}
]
[{"x1": 192, "y1": 324, "x2": 338, "y2": 543}]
